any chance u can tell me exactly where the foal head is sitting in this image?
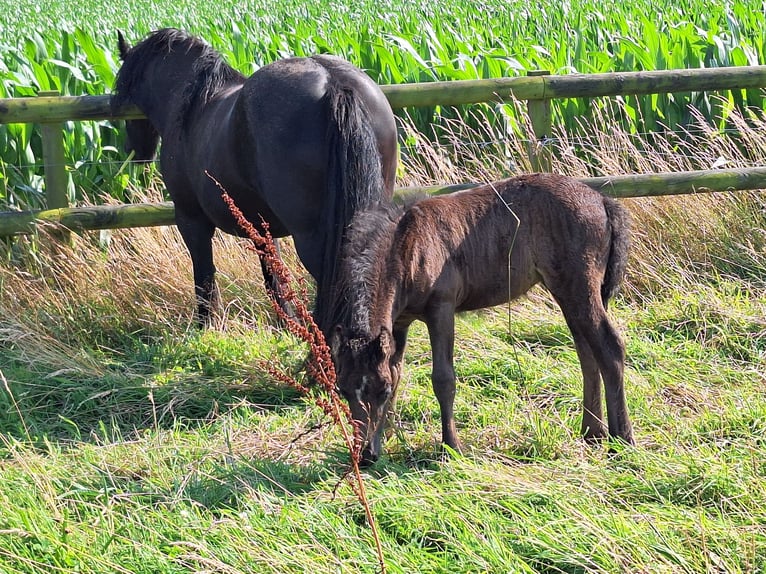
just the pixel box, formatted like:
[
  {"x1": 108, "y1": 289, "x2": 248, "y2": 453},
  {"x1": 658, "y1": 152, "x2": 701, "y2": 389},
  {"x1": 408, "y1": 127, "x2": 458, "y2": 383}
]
[{"x1": 331, "y1": 326, "x2": 396, "y2": 463}]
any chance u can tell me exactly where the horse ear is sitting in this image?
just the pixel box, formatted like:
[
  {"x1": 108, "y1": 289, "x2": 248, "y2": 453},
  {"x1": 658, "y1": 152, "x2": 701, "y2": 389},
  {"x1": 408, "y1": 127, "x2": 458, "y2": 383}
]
[{"x1": 117, "y1": 30, "x2": 131, "y2": 59}]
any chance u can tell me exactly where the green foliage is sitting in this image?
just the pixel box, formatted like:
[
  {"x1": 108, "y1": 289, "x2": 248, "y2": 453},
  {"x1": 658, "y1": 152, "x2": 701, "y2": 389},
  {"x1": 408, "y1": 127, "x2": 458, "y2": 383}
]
[{"x1": 2, "y1": 0, "x2": 766, "y2": 208}]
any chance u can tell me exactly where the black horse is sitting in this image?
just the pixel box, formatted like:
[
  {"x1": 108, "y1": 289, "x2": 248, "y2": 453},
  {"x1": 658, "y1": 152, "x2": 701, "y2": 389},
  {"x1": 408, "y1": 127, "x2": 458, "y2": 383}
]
[{"x1": 111, "y1": 28, "x2": 397, "y2": 330}]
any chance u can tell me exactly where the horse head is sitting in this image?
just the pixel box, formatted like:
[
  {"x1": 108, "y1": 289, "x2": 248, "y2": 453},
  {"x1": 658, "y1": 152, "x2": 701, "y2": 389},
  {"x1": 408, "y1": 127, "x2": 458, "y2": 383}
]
[
  {"x1": 112, "y1": 31, "x2": 160, "y2": 162},
  {"x1": 113, "y1": 28, "x2": 225, "y2": 163},
  {"x1": 330, "y1": 325, "x2": 396, "y2": 464},
  {"x1": 123, "y1": 119, "x2": 160, "y2": 162}
]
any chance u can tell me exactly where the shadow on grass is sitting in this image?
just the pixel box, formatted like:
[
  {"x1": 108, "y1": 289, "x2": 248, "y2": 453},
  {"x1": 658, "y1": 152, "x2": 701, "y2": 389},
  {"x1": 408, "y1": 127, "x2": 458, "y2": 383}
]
[
  {"x1": 180, "y1": 457, "x2": 336, "y2": 508},
  {"x1": 490, "y1": 320, "x2": 573, "y2": 352},
  {"x1": 0, "y1": 354, "x2": 306, "y2": 446},
  {"x1": 177, "y1": 442, "x2": 454, "y2": 512},
  {"x1": 32, "y1": 451, "x2": 335, "y2": 514},
  {"x1": 179, "y1": 447, "x2": 452, "y2": 513}
]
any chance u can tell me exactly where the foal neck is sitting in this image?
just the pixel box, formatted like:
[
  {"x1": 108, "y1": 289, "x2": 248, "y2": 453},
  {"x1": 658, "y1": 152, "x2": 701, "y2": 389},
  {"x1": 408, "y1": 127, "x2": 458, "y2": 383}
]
[{"x1": 340, "y1": 204, "x2": 402, "y2": 338}]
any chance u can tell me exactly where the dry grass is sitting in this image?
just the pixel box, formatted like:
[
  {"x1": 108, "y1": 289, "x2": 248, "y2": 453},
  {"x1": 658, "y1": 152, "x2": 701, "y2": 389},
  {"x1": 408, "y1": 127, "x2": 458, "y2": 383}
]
[{"x1": 0, "y1": 185, "x2": 305, "y2": 344}]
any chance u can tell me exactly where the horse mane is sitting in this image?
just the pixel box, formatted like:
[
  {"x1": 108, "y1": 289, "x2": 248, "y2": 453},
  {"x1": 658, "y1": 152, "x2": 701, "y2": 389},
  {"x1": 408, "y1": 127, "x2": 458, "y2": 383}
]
[
  {"x1": 112, "y1": 28, "x2": 245, "y2": 126},
  {"x1": 336, "y1": 203, "x2": 403, "y2": 338}
]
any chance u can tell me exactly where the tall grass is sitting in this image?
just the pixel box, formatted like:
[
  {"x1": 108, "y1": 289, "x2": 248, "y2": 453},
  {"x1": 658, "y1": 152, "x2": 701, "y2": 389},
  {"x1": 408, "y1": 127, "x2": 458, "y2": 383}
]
[{"x1": 1, "y1": 0, "x2": 766, "y2": 208}]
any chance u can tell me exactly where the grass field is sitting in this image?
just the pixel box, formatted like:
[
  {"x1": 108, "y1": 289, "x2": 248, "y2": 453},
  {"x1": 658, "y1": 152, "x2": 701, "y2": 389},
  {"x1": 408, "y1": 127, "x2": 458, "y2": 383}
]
[
  {"x1": 0, "y1": 229, "x2": 764, "y2": 572},
  {"x1": 1, "y1": 227, "x2": 765, "y2": 572},
  {"x1": 1, "y1": 0, "x2": 766, "y2": 572}
]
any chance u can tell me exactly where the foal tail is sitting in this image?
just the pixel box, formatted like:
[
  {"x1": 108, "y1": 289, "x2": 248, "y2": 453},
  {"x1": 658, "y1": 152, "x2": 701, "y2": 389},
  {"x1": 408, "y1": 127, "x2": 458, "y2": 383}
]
[
  {"x1": 314, "y1": 79, "x2": 386, "y2": 333},
  {"x1": 601, "y1": 197, "x2": 631, "y2": 310}
]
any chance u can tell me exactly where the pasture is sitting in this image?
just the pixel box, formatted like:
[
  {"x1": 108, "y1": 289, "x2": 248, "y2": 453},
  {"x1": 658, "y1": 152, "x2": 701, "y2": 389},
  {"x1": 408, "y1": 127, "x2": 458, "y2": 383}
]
[{"x1": 1, "y1": 0, "x2": 766, "y2": 572}]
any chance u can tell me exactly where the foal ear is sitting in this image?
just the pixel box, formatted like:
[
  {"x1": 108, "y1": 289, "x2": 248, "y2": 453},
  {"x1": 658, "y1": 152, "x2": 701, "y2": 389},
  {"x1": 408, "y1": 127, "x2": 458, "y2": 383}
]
[
  {"x1": 117, "y1": 30, "x2": 131, "y2": 59},
  {"x1": 329, "y1": 325, "x2": 345, "y2": 357},
  {"x1": 377, "y1": 327, "x2": 393, "y2": 355}
]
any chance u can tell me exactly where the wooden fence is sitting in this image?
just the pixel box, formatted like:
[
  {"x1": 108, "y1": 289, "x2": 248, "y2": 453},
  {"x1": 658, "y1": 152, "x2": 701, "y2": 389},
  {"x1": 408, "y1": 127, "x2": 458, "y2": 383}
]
[{"x1": 2, "y1": 64, "x2": 766, "y2": 236}]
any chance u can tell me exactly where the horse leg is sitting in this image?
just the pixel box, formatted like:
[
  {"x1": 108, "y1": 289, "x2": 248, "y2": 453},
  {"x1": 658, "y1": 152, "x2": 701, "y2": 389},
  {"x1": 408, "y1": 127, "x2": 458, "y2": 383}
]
[
  {"x1": 558, "y1": 294, "x2": 633, "y2": 445},
  {"x1": 259, "y1": 239, "x2": 296, "y2": 319},
  {"x1": 425, "y1": 303, "x2": 462, "y2": 454},
  {"x1": 176, "y1": 212, "x2": 218, "y2": 327}
]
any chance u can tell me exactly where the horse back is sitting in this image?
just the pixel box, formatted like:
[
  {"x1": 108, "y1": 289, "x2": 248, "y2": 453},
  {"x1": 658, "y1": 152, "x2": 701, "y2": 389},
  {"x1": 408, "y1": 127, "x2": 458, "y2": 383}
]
[
  {"x1": 238, "y1": 56, "x2": 396, "y2": 196},
  {"x1": 219, "y1": 57, "x2": 367, "y2": 238}
]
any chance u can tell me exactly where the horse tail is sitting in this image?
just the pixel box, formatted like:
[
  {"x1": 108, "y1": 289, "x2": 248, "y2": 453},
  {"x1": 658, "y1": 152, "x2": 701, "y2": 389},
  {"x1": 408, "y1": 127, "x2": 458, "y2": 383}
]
[
  {"x1": 601, "y1": 196, "x2": 631, "y2": 310},
  {"x1": 313, "y1": 79, "x2": 386, "y2": 334}
]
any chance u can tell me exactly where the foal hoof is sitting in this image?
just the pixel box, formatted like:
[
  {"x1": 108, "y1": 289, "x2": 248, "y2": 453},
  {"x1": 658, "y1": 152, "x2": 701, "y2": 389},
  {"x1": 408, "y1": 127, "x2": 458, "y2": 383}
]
[
  {"x1": 607, "y1": 432, "x2": 635, "y2": 455},
  {"x1": 359, "y1": 447, "x2": 380, "y2": 467},
  {"x1": 581, "y1": 422, "x2": 608, "y2": 444}
]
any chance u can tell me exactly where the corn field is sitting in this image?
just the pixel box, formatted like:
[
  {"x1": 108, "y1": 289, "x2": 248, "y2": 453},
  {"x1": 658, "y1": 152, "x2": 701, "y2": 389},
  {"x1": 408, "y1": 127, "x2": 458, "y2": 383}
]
[{"x1": 1, "y1": 0, "x2": 765, "y2": 209}]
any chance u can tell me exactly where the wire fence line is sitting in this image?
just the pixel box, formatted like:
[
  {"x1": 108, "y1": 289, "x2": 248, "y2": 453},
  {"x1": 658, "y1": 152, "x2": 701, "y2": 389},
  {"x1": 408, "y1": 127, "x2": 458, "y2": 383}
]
[{"x1": 8, "y1": 125, "x2": 764, "y2": 174}]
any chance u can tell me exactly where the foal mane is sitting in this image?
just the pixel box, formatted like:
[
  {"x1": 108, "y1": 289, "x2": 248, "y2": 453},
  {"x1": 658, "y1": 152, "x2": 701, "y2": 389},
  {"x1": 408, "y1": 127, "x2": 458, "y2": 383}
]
[
  {"x1": 112, "y1": 28, "x2": 245, "y2": 127},
  {"x1": 334, "y1": 198, "x2": 420, "y2": 338}
]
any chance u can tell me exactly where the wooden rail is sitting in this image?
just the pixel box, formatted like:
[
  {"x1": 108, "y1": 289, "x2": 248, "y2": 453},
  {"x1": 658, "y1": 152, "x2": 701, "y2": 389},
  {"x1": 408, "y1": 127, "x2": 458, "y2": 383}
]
[
  {"x1": 3, "y1": 65, "x2": 766, "y2": 124},
  {"x1": 2, "y1": 167, "x2": 764, "y2": 237}
]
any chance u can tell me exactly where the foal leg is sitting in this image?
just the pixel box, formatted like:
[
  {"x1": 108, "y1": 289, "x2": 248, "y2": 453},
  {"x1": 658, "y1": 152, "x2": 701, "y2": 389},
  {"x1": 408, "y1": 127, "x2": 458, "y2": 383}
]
[
  {"x1": 559, "y1": 295, "x2": 633, "y2": 445},
  {"x1": 176, "y1": 211, "x2": 218, "y2": 327},
  {"x1": 390, "y1": 325, "x2": 410, "y2": 394},
  {"x1": 383, "y1": 326, "x2": 410, "y2": 438},
  {"x1": 425, "y1": 303, "x2": 462, "y2": 454},
  {"x1": 568, "y1": 324, "x2": 608, "y2": 441},
  {"x1": 591, "y1": 314, "x2": 633, "y2": 444}
]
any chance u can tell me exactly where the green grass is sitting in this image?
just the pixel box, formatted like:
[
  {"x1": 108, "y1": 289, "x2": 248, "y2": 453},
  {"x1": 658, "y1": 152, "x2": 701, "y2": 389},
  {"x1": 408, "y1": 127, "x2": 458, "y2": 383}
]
[{"x1": 0, "y1": 282, "x2": 764, "y2": 572}]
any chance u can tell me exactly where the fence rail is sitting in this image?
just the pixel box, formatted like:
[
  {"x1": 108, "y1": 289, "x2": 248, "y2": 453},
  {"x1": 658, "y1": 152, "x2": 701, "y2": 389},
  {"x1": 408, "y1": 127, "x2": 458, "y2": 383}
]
[
  {"x1": 3, "y1": 65, "x2": 766, "y2": 124},
  {"x1": 1, "y1": 64, "x2": 766, "y2": 237},
  {"x1": 2, "y1": 167, "x2": 764, "y2": 237}
]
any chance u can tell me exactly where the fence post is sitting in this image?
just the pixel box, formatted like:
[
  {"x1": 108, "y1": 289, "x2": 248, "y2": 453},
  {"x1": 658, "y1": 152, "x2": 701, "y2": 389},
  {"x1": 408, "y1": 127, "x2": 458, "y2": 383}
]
[
  {"x1": 38, "y1": 90, "x2": 69, "y2": 209},
  {"x1": 526, "y1": 70, "x2": 552, "y2": 172}
]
